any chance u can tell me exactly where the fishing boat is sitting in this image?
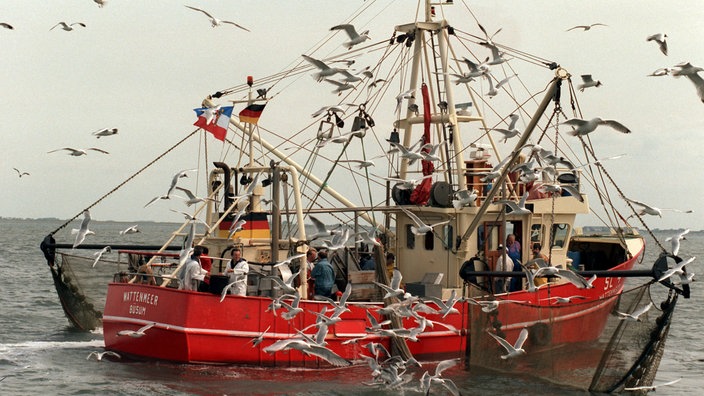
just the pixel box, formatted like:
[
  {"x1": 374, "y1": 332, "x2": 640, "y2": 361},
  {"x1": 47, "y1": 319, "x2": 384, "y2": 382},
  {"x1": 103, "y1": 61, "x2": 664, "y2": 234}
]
[{"x1": 39, "y1": 1, "x2": 691, "y2": 392}]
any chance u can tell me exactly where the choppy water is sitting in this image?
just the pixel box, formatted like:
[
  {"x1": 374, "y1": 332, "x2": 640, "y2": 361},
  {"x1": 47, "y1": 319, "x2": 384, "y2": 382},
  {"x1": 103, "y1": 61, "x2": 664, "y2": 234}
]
[{"x1": 0, "y1": 218, "x2": 701, "y2": 395}]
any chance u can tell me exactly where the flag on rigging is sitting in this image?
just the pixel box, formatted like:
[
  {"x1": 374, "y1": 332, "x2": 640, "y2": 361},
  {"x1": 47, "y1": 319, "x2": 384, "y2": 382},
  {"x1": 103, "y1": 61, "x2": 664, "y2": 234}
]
[
  {"x1": 239, "y1": 103, "x2": 267, "y2": 125},
  {"x1": 193, "y1": 105, "x2": 234, "y2": 141}
]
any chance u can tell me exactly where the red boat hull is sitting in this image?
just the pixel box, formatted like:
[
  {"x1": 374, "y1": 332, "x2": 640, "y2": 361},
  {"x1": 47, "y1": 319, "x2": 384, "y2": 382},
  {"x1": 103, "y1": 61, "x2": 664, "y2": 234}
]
[{"x1": 103, "y1": 246, "x2": 642, "y2": 366}]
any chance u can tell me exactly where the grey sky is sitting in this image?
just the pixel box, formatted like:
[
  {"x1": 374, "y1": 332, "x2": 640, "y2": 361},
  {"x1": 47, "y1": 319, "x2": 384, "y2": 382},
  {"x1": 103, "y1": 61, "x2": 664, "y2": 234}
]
[{"x1": 2, "y1": 1, "x2": 702, "y2": 231}]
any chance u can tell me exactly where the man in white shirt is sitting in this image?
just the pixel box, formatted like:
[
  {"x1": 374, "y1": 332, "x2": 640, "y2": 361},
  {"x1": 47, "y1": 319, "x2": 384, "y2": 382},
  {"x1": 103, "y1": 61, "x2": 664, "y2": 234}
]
[
  {"x1": 494, "y1": 245, "x2": 513, "y2": 294},
  {"x1": 226, "y1": 248, "x2": 249, "y2": 296},
  {"x1": 179, "y1": 246, "x2": 204, "y2": 291}
]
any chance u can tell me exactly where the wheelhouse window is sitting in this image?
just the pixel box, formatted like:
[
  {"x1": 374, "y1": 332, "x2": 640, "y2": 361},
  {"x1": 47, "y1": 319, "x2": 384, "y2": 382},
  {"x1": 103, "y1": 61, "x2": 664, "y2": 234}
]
[
  {"x1": 531, "y1": 224, "x2": 544, "y2": 246},
  {"x1": 424, "y1": 231, "x2": 434, "y2": 250},
  {"x1": 443, "y1": 224, "x2": 453, "y2": 250},
  {"x1": 551, "y1": 223, "x2": 570, "y2": 249},
  {"x1": 406, "y1": 224, "x2": 415, "y2": 249}
]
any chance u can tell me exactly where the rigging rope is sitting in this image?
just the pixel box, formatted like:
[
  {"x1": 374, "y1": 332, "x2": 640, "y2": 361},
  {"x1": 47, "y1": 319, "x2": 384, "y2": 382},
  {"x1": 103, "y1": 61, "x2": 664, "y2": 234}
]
[{"x1": 50, "y1": 129, "x2": 200, "y2": 236}]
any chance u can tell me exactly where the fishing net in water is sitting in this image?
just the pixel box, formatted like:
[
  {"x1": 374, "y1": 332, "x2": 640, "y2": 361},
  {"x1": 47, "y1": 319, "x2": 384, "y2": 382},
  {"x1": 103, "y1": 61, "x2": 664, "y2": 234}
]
[{"x1": 467, "y1": 280, "x2": 678, "y2": 393}]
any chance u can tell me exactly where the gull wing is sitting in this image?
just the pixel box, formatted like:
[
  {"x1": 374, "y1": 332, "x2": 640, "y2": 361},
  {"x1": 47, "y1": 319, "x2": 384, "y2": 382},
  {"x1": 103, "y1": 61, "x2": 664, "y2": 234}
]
[{"x1": 185, "y1": 5, "x2": 215, "y2": 19}]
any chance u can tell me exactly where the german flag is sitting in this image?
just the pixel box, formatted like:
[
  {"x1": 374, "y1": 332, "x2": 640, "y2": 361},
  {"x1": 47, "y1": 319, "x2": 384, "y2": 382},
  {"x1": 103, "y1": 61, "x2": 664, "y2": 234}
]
[{"x1": 239, "y1": 104, "x2": 267, "y2": 125}]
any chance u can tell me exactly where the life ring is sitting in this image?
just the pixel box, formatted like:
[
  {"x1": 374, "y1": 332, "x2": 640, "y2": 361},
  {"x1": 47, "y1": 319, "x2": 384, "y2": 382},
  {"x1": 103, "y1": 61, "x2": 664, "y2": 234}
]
[{"x1": 529, "y1": 322, "x2": 552, "y2": 346}]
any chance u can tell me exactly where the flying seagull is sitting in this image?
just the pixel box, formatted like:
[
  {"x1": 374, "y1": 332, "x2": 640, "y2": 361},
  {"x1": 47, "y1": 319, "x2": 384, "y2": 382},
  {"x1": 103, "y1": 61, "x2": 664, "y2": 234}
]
[
  {"x1": 561, "y1": 117, "x2": 631, "y2": 136},
  {"x1": 175, "y1": 186, "x2": 215, "y2": 206},
  {"x1": 624, "y1": 378, "x2": 682, "y2": 392},
  {"x1": 93, "y1": 0, "x2": 108, "y2": 8},
  {"x1": 92, "y1": 246, "x2": 111, "y2": 268},
  {"x1": 47, "y1": 147, "x2": 109, "y2": 156},
  {"x1": 184, "y1": 5, "x2": 250, "y2": 31},
  {"x1": 13, "y1": 167, "x2": 29, "y2": 177},
  {"x1": 665, "y1": 229, "x2": 690, "y2": 256},
  {"x1": 1, "y1": 23, "x2": 14, "y2": 30},
  {"x1": 400, "y1": 206, "x2": 451, "y2": 235},
  {"x1": 119, "y1": 225, "x2": 139, "y2": 236},
  {"x1": 566, "y1": 23, "x2": 608, "y2": 31},
  {"x1": 615, "y1": 302, "x2": 652, "y2": 322},
  {"x1": 50, "y1": 22, "x2": 86, "y2": 31},
  {"x1": 117, "y1": 322, "x2": 156, "y2": 337},
  {"x1": 646, "y1": 33, "x2": 668, "y2": 56},
  {"x1": 86, "y1": 351, "x2": 120, "y2": 361},
  {"x1": 92, "y1": 128, "x2": 118, "y2": 138},
  {"x1": 302, "y1": 54, "x2": 343, "y2": 82},
  {"x1": 72, "y1": 210, "x2": 94, "y2": 249},
  {"x1": 578, "y1": 74, "x2": 602, "y2": 91},
  {"x1": 330, "y1": 24, "x2": 370, "y2": 49},
  {"x1": 624, "y1": 197, "x2": 692, "y2": 218},
  {"x1": 487, "y1": 328, "x2": 529, "y2": 359}
]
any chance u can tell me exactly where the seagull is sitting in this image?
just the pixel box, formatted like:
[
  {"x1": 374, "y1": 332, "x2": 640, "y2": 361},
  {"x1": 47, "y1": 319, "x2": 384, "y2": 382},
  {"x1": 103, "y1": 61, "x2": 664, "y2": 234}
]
[
  {"x1": 624, "y1": 378, "x2": 682, "y2": 392},
  {"x1": 458, "y1": 57, "x2": 490, "y2": 78},
  {"x1": 665, "y1": 229, "x2": 690, "y2": 256},
  {"x1": 308, "y1": 215, "x2": 339, "y2": 240},
  {"x1": 678, "y1": 271, "x2": 695, "y2": 285},
  {"x1": 497, "y1": 191, "x2": 531, "y2": 215},
  {"x1": 377, "y1": 174, "x2": 433, "y2": 190},
  {"x1": 419, "y1": 359, "x2": 460, "y2": 396},
  {"x1": 175, "y1": 186, "x2": 215, "y2": 206},
  {"x1": 117, "y1": 322, "x2": 156, "y2": 337},
  {"x1": 671, "y1": 62, "x2": 704, "y2": 77},
  {"x1": 562, "y1": 117, "x2": 631, "y2": 136},
  {"x1": 184, "y1": 5, "x2": 250, "y2": 31},
  {"x1": 538, "y1": 184, "x2": 584, "y2": 202},
  {"x1": 145, "y1": 168, "x2": 196, "y2": 207},
  {"x1": 47, "y1": 147, "x2": 109, "y2": 156},
  {"x1": 263, "y1": 337, "x2": 351, "y2": 367},
  {"x1": 541, "y1": 295, "x2": 587, "y2": 304},
  {"x1": 93, "y1": 0, "x2": 108, "y2": 8},
  {"x1": 324, "y1": 78, "x2": 356, "y2": 95},
  {"x1": 250, "y1": 325, "x2": 271, "y2": 347},
  {"x1": 400, "y1": 206, "x2": 451, "y2": 235},
  {"x1": 388, "y1": 141, "x2": 425, "y2": 165},
  {"x1": 92, "y1": 127, "x2": 118, "y2": 138},
  {"x1": 646, "y1": 33, "x2": 668, "y2": 56},
  {"x1": 170, "y1": 209, "x2": 210, "y2": 228},
  {"x1": 322, "y1": 228, "x2": 351, "y2": 252},
  {"x1": 615, "y1": 302, "x2": 653, "y2": 322},
  {"x1": 365, "y1": 310, "x2": 392, "y2": 332},
  {"x1": 395, "y1": 88, "x2": 417, "y2": 115},
  {"x1": 486, "y1": 113, "x2": 521, "y2": 142},
  {"x1": 424, "y1": 289, "x2": 461, "y2": 318},
  {"x1": 119, "y1": 225, "x2": 139, "y2": 236},
  {"x1": 311, "y1": 105, "x2": 345, "y2": 118},
  {"x1": 92, "y1": 246, "x2": 111, "y2": 268},
  {"x1": 72, "y1": 210, "x2": 94, "y2": 249},
  {"x1": 273, "y1": 253, "x2": 306, "y2": 268},
  {"x1": 487, "y1": 328, "x2": 529, "y2": 359},
  {"x1": 658, "y1": 256, "x2": 696, "y2": 282},
  {"x1": 452, "y1": 188, "x2": 478, "y2": 210},
  {"x1": 468, "y1": 298, "x2": 526, "y2": 313},
  {"x1": 50, "y1": 22, "x2": 86, "y2": 31},
  {"x1": 373, "y1": 269, "x2": 408, "y2": 299},
  {"x1": 330, "y1": 24, "x2": 370, "y2": 49},
  {"x1": 302, "y1": 54, "x2": 343, "y2": 82},
  {"x1": 566, "y1": 23, "x2": 608, "y2": 31},
  {"x1": 86, "y1": 351, "x2": 121, "y2": 361},
  {"x1": 624, "y1": 197, "x2": 692, "y2": 218},
  {"x1": 479, "y1": 42, "x2": 509, "y2": 65},
  {"x1": 647, "y1": 67, "x2": 672, "y2": 77},
  {"x1": 219, "y1": 270, "x2": 248, "y2": 302},
  {"x1": 13, "y1": 167, "x2": 29, "y2": 177},
  {"x1": 578, "y1": 74, "x2": 602, "y2": 91},
  {"x1": 338, "y1": 159, "x2": 375, "y2": 169},
  {"x1": 1, "y1": 22, "x2": 14, "y2": 30},
  {"x1": 475, "y1": 154, "x2": 513, "y2": 183}
]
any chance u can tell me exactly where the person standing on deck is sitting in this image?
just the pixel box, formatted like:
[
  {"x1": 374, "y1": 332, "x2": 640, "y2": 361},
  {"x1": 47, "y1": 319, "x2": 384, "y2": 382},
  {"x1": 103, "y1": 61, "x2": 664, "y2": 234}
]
[
  {"x1": 179, "y1": 246, "x2": 203, "y2": 291},
  {"x1": 226, "y1": 248, "x2": 249, "y2": 296},
  {"x1": 305, "y1": 248, "x2": 318, "y2": 299},
  {"x1": 311, "y1": 250, "x2": 335, "y2": 299},
  {"x1": 197, "y1": 246, "x2": 212, "y2": 292},
  {"x1": 506, "y1": 234, "x2": 523, "y2": 292}
]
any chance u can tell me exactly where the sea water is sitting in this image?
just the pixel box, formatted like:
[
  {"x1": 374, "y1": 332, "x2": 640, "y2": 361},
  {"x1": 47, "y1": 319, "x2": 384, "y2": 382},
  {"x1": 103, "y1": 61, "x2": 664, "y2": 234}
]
[{"x1": 0, "y1": 218, "x2": 701, "y2": 395}]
